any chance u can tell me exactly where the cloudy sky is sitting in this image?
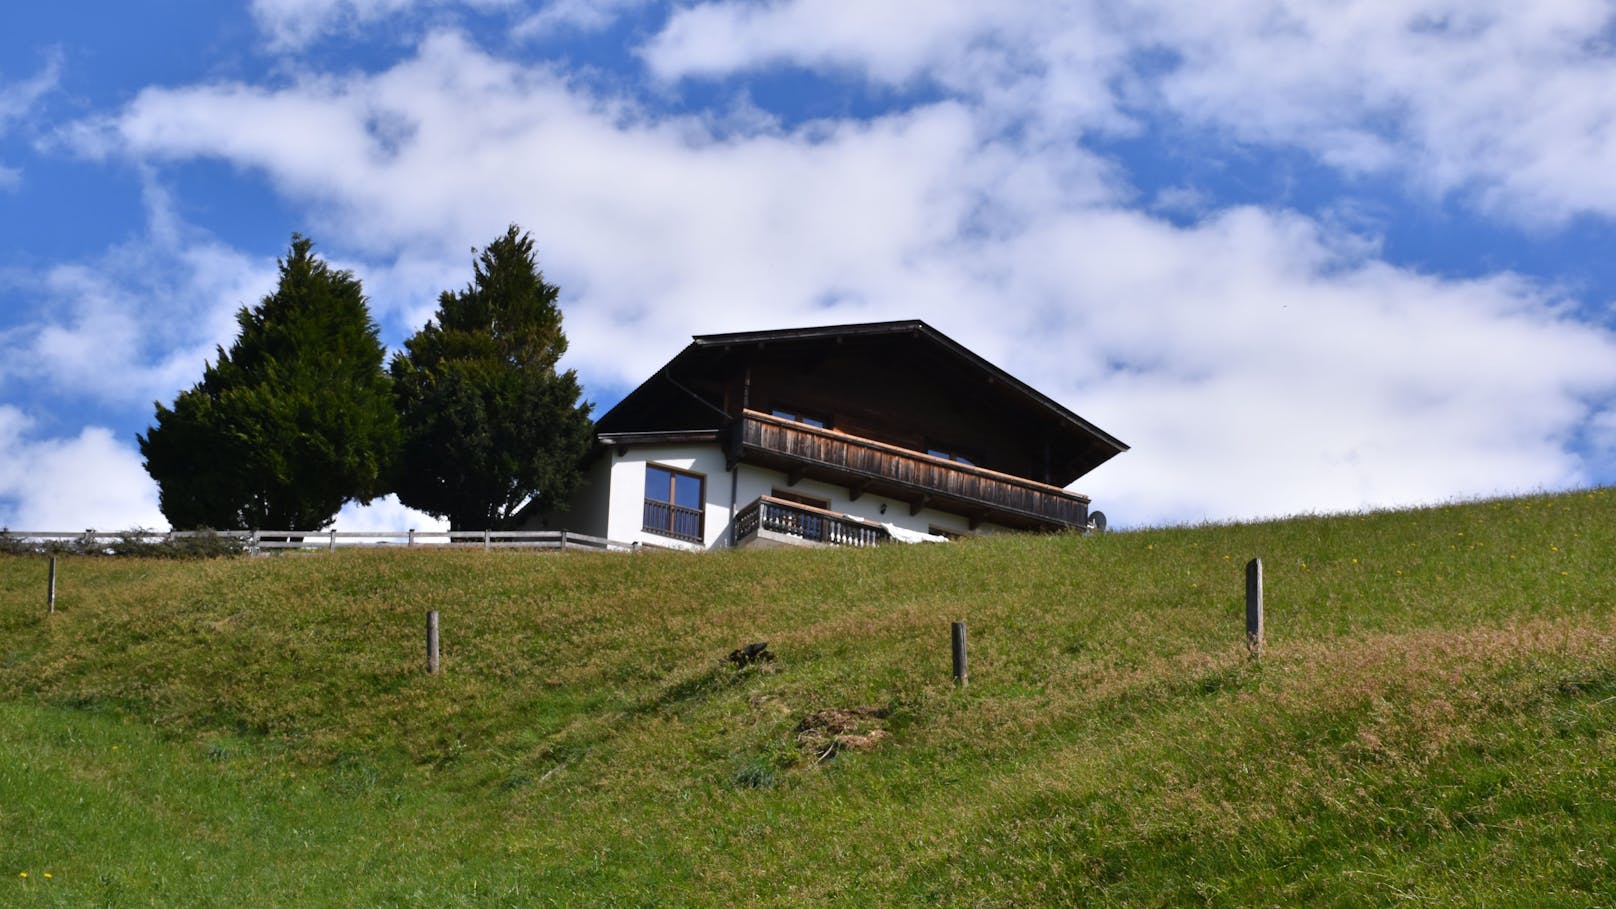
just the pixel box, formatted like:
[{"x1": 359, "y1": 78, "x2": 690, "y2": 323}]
[{"x1": 4, "y1": 0, "x2": 1616, "y2": 532}]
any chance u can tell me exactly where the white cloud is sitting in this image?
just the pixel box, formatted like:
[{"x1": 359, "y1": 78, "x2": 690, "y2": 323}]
[
  {"x1": 0, "y1": 49, "x2": 64, "y2": 189},
  {"x1": 1002, "y1": 206, "x2": 1616, "y2": 523},
  {"x1": 643, "y1": 1, "x2": 1132, "y2": 136},
  {"x1": 1130, "y1": 0, "x2": 1616, "y2": 224},
  {"x1": 0, "y1": 180, "x2": 273, "y2": 411},
  {"x1": 0, "y1": 407, "x2": 165, "y2": 531},
  {"x1": 645, "y1": 0, "x2": 1616, "y2": 225},
  {"x1": 93, "y1": 31, "x2": 1123, "y2": 380},
  {"x1": 645, "y1": 1, "x2": 1009, "y2": 84},
  {"x1": 334, "y1": 494, "x2": 450, "y2": 534},
  {"x1": 250, "y1": 0, "x2": 518, "y2": 50},
  {"x1": 0, "y1": 410, "x2": 450, "y2": 533},
  {"x1": 66, "y1": 26, "x2": 1616, "y2": 527},
  {"x1": 0, "y1": 50, "x2": 61, "y2": 127},
  {"x1": 514, "y1": 0, "x2": 650, "y2": 38}
]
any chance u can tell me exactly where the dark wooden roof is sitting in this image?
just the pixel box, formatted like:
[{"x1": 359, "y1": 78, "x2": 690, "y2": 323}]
[{"x1": 596, "y1": 320, "x2": 1127, "y2": 486}]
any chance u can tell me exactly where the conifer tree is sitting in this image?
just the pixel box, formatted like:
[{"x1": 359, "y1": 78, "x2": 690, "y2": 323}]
[
  {"x1": 391, "y1": 225, "x2": 593, "y2": 530},
  {"x1": 139, "y1": 236, "x2": 398, "y2": 530}
]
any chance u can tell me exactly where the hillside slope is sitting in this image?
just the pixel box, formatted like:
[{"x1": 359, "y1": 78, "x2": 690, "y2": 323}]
[{"x1": 2, "y1": 489, "x2": 1614, "y2": 906}]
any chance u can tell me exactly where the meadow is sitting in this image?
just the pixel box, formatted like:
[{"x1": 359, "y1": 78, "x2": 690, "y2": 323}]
[{"x1": 2, "y1": 488, "x2": 1613, "y2": 906}]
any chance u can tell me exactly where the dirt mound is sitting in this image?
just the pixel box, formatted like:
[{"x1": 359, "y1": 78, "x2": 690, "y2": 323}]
[{"x1": 795, "y1": 706, "x2": 891, "y2": 762}]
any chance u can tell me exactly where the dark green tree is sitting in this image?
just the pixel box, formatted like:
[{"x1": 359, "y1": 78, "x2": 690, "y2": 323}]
[
  {"x1": 391, "y1": 225, "x2": 594, "y2": 530},
  {"x1": 139, "y1": 235, "x2": 398, "y2": 530}
]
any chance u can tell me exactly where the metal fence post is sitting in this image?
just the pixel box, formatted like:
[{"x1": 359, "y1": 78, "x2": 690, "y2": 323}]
[
  {"x1": 952, "y1": 621, "x2": 968, "y2": 687},
  {"x1": 426, "y1": 611, "x2": 440, "y2": 674},
  {"x1": 1246, "y1": 558, "x2": 1264, "y2": 659}
]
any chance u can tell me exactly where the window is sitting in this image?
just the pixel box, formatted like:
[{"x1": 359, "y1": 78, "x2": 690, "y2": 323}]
[
  {"x1": 770, "y1": 488, "x2": 830, "y2": 541},
  {"x1": 926, "y1": 447, "x2": 975, "y2": 466},
  {"x1": 771, "y1": 488, "x2": 829, "y2": 510},
  {"x1": 771, "y1": 407, "x2": 827, "y2": 429},
  {"x1": 643, "y1": 464, "x2": 704, "y2": 542}
]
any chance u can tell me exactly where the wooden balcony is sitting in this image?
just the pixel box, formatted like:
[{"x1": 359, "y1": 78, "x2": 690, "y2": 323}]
[
  {"x1": 643, "y1": 499, "x2": 703, "y2": 543},
  {"x1": 734, "y1": 496, "x2": 890, "y2": 549},
  {"x1": 731, "y1": 410, "x2": 1091, "y2": 531}
]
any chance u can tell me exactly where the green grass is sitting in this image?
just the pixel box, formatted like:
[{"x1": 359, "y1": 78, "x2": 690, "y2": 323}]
[{"x1": 2, "y1": 489, "x2": 1614, "y2": 905}]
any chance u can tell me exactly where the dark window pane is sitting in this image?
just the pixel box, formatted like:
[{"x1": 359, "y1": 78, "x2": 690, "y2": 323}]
[
  {"x1": 773, "y1": 408, "x2": 826, "y2": 429},
  {"x1": 645, "y1": 466, "x2": 672, "y2": 502},
  {"x1": 673, "y1": 473, "x2": 702, "y2": 510}
]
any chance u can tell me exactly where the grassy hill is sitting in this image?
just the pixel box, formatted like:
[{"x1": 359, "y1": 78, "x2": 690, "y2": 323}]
[{"x1": 2, "y1": 489, "x2": 1614, "y2": 906}]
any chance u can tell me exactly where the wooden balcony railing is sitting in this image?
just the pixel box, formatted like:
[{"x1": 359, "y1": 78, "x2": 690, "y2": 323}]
[
  {"x1": 734, "y1": 496, "x2": 890, "y2": 548},
  {"x1": 643, "y1": 499, "x2": 703, "y2": 543},
  {"x1": 733, "y1": 410, "x2": 1089, "y2": 529}
]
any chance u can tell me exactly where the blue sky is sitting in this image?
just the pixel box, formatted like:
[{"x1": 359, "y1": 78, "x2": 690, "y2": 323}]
[{"x1": 4, "y1": 0, "x2": 1616, "y2": 532}]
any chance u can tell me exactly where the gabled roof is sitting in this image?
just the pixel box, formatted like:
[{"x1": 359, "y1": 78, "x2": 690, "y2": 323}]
[{"x1": 596, "y1": 319, "x2": 1127, "y2": 485}]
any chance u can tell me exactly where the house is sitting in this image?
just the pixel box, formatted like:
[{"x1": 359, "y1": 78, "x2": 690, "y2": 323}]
[{"x1": 527, "y1": 320, "x2": 1127, "y2": 549}]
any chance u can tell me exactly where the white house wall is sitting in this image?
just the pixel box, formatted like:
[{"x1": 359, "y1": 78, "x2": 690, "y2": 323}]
[
  {"x1": 527, "y1": 441, "x2": 1015, "y2": 548},
  {"x1": 595, "y1": 443, "x2": 734, "y2": 550},
  {"x1": 572, "y1": 442, "x2": 1007, "y2": 550}
]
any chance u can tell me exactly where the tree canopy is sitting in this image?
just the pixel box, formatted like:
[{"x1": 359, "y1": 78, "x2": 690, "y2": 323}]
[
  {"x1": 139, "y1": 235, "x2": 398, "y2": 530},
  {"x1": 390, "y1": 225, "x2": 594, "y2": 530}
]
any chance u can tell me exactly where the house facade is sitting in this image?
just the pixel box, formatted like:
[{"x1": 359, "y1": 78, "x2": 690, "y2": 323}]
[{"x1": 526, "y1": 320, "x2": 1127, "y2": 550}]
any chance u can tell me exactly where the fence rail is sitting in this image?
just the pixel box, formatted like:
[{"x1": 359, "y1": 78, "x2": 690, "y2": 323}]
[{"x1": 0, "y1": 528, "x2": 636, "y2": 555}]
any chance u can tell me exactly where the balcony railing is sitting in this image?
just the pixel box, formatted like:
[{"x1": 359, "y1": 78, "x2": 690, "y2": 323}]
[
  {"x1": 734, "y1": 496, "x2": 890, "y2": 548},
  {"x1": 643, "y1": 499, "x2": 703, "y2": 543},
  {"x1": 733, "y1": 410, "x2": 1089, "y2": 530}
]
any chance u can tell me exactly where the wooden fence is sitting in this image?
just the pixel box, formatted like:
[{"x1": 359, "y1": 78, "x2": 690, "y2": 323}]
[{"x1": 0, "y1": 528, "x2": 635, "y2": 555}]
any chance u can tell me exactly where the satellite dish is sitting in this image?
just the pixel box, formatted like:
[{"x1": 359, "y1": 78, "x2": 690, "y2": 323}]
[{"x1": 1088, "y1": 511, "x2": 1108, "y2": 534}]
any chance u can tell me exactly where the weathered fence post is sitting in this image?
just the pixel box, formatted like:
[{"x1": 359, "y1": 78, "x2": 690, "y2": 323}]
[
  {"x1": 560, "y1": 529, "x2": 568, "y2": 551},
  {"x1": 47, "y1": 557, "x2": 57, "y2": 614},
  {"x1": 426, "y1": 610, "x2": 440, "y2": 675},
  {"x1": 327, "y1": 529, "x2": 337, "y2": 552},
  {"x1": 952, "y1": 621, "x2": 968, "y2": 687},
  {"x1": 482, "y1": 529, "x2": 490, "y2": 552},
  {"x1": 408, "y1": 528, "x2": 416, "y2": 547},
  {"x1": 1246, "y1": 558, "x2": 1264, "y2": 659},
  {"x1": 249, "y1": 529, "x2": 260, "y2": 556}
]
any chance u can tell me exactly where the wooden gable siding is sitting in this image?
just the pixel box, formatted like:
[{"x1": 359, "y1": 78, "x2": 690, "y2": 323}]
[{"x1": 721, "y1": 340, "x2": 1056, "y2": 481}]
